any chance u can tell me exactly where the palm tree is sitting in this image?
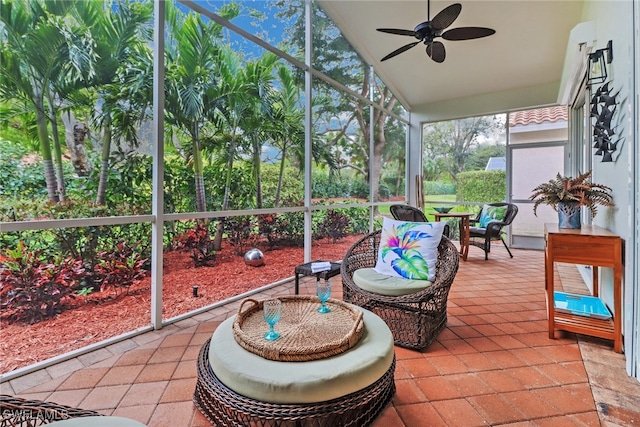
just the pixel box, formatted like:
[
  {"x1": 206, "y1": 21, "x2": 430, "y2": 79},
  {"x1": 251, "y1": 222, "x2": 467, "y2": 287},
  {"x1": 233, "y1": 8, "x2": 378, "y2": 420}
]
[
  {"x1": 164, "y1": 4, "x2": 239, "y2": 213},
  {"x1": 265, "y1": 64, "x2": 304, "y2": 207},
  {"x1": 238, "y1": 53, "x2": 279, "y2": 209},
  {"x1": 211, "y1": 51, "x2": 278, "y2": 250},
  {"x1": 87, "y1": 0, "x2": 154, "y2": 205},
  {"x1": 1, "y1": 0, "x2": 97, "y2": 203}
]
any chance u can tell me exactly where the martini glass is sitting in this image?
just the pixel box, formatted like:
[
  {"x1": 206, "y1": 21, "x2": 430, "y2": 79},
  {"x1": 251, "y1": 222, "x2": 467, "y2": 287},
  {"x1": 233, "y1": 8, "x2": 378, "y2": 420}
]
[
  {"x1": 263, "y1": 299, "x2": 282, "y2": 341},
  {"x1": 317, "y1": 279, "x2": 331, "y2": 313}
]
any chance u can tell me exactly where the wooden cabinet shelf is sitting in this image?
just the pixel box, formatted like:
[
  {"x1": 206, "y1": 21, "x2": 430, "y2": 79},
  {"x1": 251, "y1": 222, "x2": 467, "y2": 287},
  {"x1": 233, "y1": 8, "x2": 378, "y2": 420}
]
[{"x1": 544, "y1": 223, "x2": 623, "y2": 353}]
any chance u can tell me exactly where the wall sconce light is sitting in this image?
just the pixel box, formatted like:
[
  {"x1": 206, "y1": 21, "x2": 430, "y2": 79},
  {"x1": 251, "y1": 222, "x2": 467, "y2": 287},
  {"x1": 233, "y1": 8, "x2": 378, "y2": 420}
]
[{"x1": 587, "y1": 40, "x2": 613, "y2": 86}]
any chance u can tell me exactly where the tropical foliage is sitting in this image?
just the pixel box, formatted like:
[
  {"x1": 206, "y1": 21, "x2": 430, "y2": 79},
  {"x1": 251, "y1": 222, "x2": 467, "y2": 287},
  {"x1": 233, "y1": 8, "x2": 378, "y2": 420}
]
[
  {"x1": 0, "y1": 0, "x2": 405, "y2": 325},
  {"x1": 1, "y1": 0, "x2": 405, "y2": 215}
]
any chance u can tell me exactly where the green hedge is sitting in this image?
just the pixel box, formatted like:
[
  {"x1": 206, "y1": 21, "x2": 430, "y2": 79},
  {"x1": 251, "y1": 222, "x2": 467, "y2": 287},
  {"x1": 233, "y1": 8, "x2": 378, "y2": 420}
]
[
  {"x1": 456, "y1": 170, "x2": 506, "y2": 203},
  {"x1": 423, "y1": 181, "x2": 456, "y2": 195}
]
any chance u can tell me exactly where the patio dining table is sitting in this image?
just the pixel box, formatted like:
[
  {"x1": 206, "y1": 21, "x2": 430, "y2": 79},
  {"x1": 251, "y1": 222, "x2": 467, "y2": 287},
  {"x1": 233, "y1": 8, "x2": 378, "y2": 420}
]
[{"x1": 434, "y1": 212, "x2": 474, "y2": 261}]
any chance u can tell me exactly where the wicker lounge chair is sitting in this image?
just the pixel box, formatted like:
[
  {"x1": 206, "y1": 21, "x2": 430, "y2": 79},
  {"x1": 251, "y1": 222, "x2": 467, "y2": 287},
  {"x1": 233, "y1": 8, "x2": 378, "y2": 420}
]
[
  {"x1": 341, "y1": 231, "x2": 459, "y2": 350},
  {"x1": 0, "y1": 394, "x2": 102, "y2": 425}
]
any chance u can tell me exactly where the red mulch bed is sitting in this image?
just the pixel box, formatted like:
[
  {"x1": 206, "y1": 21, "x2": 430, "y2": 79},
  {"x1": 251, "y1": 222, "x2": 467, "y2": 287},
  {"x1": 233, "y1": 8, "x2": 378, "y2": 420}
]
[{"x1": 0, "y1": 235, "x2": 361, "y2": 375}]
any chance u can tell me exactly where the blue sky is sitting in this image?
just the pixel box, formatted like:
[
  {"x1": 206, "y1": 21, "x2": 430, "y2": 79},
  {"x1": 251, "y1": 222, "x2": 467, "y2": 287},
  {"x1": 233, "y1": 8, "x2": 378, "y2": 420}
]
[{"x1": 184, "y1": 0, "x2": 295, "y2": 58}]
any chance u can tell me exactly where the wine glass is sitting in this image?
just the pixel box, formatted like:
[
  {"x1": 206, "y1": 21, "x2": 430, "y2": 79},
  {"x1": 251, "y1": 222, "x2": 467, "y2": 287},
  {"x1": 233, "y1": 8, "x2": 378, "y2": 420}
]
[
  {"x1": 263, "y1": 299, "x2": 282, "y2": 341},
  {"x1": 316, "y1": 278, "x2": 331, "y2": 313}
]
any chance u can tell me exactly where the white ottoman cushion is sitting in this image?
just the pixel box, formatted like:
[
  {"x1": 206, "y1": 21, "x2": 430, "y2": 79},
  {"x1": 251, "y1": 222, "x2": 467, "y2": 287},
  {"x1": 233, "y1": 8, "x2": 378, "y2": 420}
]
[{"x1": 209, "y1": 306, "x2": 394, "y2": 404}]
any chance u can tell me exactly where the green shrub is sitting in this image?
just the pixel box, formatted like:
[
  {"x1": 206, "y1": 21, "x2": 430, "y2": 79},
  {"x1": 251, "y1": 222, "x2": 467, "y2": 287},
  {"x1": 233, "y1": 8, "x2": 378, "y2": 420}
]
[
  {"x1": 456, "y1": 170, "x2": 506, "y2": 203},
  {"x1": 348, "y1": 207, "x2": 371, "y2": 234},
  {"x1": 311, "y1": 171, "x2": 369, "y2": 199},
  {"x1": 0, "y1": 144, "x2": 47, "y2": 199},
  {"x1": 0, "y1": 200, "x2": 151, "y2": 285},
  {"x1": 164, "y1": 156, "x2": 198, "y2": 213},
  {"x1": 0, "y1": 198, "x2": 51, "y2": 223},
  {"x1": 205, "y1": 161, "x2": 257, "y2": 210},
  {"x1": 261, "y1": 164, "x2": 304, "y2": 207},
  {"x1": 77, "y1": 153, "x2": 152, "y2": 212},
  {"x1": 311, "y1": 171, "x2": 348, "y2": 198},
  {"x1": 349, "y1": 179, "x2": 369, "y2": 199},
  {"x1": 382, "y1": 175, "x2": 404, "y2": 197}
]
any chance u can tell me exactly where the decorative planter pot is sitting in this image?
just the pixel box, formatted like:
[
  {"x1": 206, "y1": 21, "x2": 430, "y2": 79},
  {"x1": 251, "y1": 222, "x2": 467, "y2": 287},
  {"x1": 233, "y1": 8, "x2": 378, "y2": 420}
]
[{"x1": 557, "y1": 202, "x2": 581, "y2": 229}]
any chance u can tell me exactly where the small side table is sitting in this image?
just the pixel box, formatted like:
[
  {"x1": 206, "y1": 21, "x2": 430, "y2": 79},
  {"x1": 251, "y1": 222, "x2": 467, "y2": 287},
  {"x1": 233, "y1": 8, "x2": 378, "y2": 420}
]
[
  {"x1": 544, "y1": 223, "x2": 623, "y2": 353},
  {"x1": 294, "y1": 260, "x2": 342, "y2": 294},
  {"x1": 434, "y1": 212, "x2": 473, "y2": 261}
]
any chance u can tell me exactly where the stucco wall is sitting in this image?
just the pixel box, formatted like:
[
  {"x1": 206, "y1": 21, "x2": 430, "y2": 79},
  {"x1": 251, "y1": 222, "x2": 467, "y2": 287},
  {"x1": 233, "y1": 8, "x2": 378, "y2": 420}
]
[{"x1": 579, "y1": 0, "x2": 636, "y2": 366}]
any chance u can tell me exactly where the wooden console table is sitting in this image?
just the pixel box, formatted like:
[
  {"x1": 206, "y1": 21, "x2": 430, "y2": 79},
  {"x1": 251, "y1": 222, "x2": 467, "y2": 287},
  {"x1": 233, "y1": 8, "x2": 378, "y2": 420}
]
[{"x1": 544, "y1": 223, "x2": 623, "y2": 353}]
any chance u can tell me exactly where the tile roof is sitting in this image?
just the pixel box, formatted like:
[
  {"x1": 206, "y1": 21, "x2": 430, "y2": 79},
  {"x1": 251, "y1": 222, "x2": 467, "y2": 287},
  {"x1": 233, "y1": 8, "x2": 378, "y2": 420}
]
[{"x1": 509, "y1": 106, "x2": 568, "y2": 126}]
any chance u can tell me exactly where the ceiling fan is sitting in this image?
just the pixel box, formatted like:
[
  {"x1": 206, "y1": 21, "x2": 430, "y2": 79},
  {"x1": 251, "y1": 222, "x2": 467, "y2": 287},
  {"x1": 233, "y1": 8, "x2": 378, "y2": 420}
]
[{"x1": 377, "y1": 1, "x2": 496, "y2": 63}]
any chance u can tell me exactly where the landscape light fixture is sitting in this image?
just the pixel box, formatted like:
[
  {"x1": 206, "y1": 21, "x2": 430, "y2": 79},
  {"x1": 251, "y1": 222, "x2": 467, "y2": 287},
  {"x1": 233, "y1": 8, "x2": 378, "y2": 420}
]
[{"x1": 587, "y1": 40, "x2": 613, "y2": 86}]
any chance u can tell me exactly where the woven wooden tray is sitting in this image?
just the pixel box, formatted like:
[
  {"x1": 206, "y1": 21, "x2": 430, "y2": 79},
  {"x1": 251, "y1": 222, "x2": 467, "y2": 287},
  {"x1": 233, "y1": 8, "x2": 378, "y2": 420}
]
[{"x1": 232, "y1": 296, "x2": 364, "y2": 362}]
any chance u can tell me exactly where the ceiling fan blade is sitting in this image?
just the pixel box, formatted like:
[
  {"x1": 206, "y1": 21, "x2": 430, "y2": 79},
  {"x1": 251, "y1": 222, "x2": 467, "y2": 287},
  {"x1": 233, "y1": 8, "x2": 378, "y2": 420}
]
[
  {"x1": 381, "y1": 41, "x2": 420, "y2": 61},
  {"x1": 426, "y1": 41, "x2": 446, "y2": 63},
  {"x1": 377, "y1": 28, "x2": 417, "y2": 37},
  {"x1": 430, "y1": 3, "x2": 462, "y2": 30},
  {"x1": 442, "y1": 27, "x2": 496, "y2": 41}
]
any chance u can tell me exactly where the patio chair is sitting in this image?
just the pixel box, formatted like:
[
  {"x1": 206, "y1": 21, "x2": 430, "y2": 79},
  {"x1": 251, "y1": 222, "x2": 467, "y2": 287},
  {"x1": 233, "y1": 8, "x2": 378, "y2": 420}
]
[
  {"x1": 390, "y1": 204, "x2": 450, "y2": 237},
  {"x1": 468, "y1": 202, "x2": 518, "y2": 260},
  {"x1": 341, "y1": 231, "x2": 459, "y2": 350},
  {"x1": 390, "y1": 204, "x2": 428, "y2": 222}
]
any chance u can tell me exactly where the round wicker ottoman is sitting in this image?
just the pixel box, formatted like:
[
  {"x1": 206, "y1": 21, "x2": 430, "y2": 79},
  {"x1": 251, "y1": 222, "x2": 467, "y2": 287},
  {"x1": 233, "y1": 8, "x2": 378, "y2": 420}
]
[{"x1": 193, "y1": 307, "x2": 396, "y2": 426}]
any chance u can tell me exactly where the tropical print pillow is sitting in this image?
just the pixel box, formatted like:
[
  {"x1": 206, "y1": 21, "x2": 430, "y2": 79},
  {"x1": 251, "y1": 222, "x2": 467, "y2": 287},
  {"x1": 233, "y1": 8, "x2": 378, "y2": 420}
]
[
  {"x1": 374, "y1": 217, "x2": 445, "y2": 282},
  {"x1": 478, "y1": 205, "x2": 507, "y2": 228}
]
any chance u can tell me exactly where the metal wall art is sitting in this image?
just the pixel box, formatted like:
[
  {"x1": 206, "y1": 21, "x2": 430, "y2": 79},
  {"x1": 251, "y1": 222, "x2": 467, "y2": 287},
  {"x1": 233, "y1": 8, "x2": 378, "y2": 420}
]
[{"x1": 590, "y1": 81, "x2": 622, "y2": 163}]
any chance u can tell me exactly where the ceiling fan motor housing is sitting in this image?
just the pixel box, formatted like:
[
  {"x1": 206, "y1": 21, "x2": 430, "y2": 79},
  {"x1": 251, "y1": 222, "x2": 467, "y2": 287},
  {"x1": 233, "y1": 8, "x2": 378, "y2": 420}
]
[{"x1": 414, "y1": 21, "x2": 439, "y2": 43}]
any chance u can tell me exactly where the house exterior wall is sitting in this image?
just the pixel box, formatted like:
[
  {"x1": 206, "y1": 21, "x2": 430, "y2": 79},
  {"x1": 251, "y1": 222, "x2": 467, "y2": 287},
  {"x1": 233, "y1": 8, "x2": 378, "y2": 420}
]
[
  {"x1": 509, "y1": 122, "x2": 568, "y2": 247},
  {"x1": 578, "y1": 0, "x2": 638, "y2": 378}
]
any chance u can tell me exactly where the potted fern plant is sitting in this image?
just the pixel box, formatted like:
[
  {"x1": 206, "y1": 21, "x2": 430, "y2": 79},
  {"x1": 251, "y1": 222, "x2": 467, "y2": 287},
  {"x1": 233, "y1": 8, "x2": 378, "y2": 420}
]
[{"x1": 530, "y1": 170, "x2": 614, "y2": 229}]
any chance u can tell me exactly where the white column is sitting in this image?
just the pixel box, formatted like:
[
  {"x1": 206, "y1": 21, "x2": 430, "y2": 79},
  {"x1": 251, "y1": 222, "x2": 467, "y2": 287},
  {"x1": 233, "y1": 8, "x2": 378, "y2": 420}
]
[{"x1": 151, "y1": 0, "x2": 166, "y2": 330}]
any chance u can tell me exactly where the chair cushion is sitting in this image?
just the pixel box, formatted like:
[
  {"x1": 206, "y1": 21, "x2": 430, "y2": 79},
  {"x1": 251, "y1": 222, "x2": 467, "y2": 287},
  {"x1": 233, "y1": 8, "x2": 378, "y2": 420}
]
[
  {"x1": 374, "y1": 217, "x2": 445, "y2": 282},
  {"x1": 353, "y1": 267, "x2": 432, "y2": 296},
  {"x1": 478, "y1": 205, "x2": 507, "y2": 227}
]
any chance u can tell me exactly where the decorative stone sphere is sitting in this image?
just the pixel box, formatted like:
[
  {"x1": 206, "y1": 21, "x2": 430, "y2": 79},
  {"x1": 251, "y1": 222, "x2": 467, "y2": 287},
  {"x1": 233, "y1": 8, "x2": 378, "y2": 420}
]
[{"x1": 244, "y1": 248, "x2": 265, "y2": 267}]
